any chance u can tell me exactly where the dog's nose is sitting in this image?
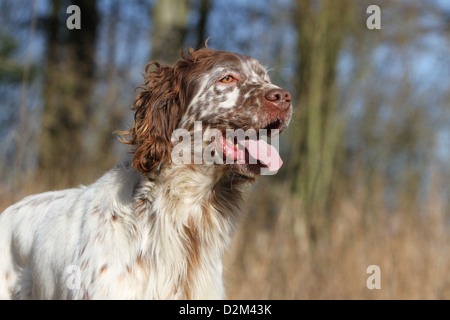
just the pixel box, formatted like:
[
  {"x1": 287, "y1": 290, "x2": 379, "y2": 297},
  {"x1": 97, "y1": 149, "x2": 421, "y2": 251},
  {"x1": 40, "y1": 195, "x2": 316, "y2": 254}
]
[{"x1": 265, "y1": 89, "x2": 292, "y2": 110}]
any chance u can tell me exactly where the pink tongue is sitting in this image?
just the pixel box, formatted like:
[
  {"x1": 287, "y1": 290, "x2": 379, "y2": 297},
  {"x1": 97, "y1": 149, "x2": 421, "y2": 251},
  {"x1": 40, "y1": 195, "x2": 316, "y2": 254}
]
[{"x1": 239, "y1": 139, "x2": 283, "y2": 172}]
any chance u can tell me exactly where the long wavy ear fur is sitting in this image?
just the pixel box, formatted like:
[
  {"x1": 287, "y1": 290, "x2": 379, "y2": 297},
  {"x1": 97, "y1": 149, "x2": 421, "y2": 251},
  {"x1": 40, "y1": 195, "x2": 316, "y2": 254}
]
[{"x1": 118, "y1": 61, "x2": 186, "y2": 174}]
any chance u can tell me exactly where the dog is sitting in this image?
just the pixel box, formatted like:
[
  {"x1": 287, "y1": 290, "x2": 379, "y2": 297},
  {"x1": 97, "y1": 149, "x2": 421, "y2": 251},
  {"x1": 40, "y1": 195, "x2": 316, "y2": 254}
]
[{"x1": 0, "y1": 46, "x2": 292, "y2": 299}]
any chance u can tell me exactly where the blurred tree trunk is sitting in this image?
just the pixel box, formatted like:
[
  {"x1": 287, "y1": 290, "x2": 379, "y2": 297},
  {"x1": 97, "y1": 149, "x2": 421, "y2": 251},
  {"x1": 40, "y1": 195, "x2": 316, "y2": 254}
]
[
  {"x1": 289, "y1": 0, "x2": 354, "y2": 241},
  {"x1": 195, "y1": 0, "x2": 211, "y2": 49},
  {"x1": 151, "y1": 0, "x2": 189, "y2": 64},
  {"x1": 39, "y1": 0, "x2": 98, "y2": 187}
]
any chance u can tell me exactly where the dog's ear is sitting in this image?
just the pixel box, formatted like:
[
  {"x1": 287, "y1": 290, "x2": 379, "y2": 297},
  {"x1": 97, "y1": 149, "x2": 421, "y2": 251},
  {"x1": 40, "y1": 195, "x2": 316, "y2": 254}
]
[{"x1": 118, "y1": 62, "x2": 186, "y2": 174}]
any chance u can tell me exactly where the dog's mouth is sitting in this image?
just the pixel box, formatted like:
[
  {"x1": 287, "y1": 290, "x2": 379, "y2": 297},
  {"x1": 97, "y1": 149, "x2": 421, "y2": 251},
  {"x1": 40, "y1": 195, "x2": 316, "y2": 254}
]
[
  {"x1": 214, "y1": 117, "x2": 285, "y2": 176},
  {"x1": 263, "y1": 118, "x2": 283, "y2": 133}
]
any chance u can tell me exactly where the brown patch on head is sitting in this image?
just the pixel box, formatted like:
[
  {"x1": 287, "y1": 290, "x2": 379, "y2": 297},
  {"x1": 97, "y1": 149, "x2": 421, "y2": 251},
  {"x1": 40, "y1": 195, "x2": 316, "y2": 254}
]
[{"x1": 117, "y1": 58, "x2": 190, "y2": 175}]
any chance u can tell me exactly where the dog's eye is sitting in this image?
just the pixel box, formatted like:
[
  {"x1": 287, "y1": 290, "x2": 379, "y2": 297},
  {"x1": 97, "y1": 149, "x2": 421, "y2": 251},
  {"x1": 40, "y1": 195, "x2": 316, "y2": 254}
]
[{"x1": 219, "y1": 75, "x2": 236, "y2": 83}]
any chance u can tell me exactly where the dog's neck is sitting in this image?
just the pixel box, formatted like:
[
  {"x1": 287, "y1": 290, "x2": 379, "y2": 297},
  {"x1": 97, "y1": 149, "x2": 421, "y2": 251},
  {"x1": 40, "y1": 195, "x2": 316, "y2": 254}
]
[{"x1": 131, "y1": 163, "x2": 253, "y2": 299}]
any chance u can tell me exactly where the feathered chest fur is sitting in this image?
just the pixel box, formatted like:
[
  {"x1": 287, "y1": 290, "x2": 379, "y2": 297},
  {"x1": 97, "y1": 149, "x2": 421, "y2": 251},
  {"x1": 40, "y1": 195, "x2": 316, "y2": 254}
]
[{"x1": 75, "y1": 163, "x2": 252, "y2": 299}]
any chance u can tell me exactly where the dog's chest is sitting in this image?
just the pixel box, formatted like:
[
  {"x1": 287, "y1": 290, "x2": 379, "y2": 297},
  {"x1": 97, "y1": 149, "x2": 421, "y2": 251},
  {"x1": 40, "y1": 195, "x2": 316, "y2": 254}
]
[{"x1": 124, "y1": 167, "x2": 249, "y2": 299}]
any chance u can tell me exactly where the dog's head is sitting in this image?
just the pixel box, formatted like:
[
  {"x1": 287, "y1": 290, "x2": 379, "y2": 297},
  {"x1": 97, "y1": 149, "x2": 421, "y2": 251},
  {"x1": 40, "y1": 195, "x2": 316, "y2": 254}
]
[{"x1": 119, "y1": 47, "x2": 292, "y2": 178}]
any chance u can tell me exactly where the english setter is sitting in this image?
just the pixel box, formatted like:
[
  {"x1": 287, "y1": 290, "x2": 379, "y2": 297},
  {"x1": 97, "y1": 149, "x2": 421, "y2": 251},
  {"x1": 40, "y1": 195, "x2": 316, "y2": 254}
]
[{"x1": 0, "y1": 47, "x2": 292, "y2": 299}]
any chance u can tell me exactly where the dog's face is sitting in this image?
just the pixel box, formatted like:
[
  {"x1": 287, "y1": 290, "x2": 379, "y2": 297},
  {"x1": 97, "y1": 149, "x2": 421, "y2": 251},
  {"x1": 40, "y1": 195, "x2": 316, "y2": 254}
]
[
  {"x1": 120, "y1": 48, "x2": 292, "y2": 178},
  {"x1": 181, "y1": 51, "x2": 292, "y2": 133},
  {"x1": 180, "y1": 50, "x2": 293, "y2": 177}
]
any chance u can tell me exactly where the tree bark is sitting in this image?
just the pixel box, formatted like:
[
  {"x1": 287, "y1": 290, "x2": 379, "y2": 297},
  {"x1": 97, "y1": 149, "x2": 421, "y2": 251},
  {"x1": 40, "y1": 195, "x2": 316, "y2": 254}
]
[
  {"x1": 151, "y1": 0, "x2": 189, "y2": 64},
  {"x1": 39, "y1": 0, "x2": 98, "y2": 187}
]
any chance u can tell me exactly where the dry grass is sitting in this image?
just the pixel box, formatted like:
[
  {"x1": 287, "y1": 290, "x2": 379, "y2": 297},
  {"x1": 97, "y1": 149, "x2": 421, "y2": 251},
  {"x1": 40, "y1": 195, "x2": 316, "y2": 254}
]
[
  {"x1": 1, "y1": 175, "x2": 449, "y2": 300},
  {"x1": 224, "y1": 179, "x2": 450, "y2": 300}
]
